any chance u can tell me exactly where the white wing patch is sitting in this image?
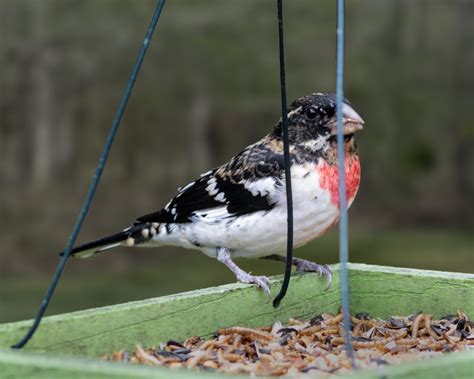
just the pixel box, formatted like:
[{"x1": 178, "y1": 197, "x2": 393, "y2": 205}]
[
  {"x1": 214, "y1": 192, "x2": 226, "y2": 202},
  {"x1": 205, "y1": 177, "x2": 218, "y2": 196},
  {"x1": 243, "y1": 177, "x2": 279, "y2": 199},
  {"x1": 190, "y1": 206, "x2": 232, "y2": 223}
]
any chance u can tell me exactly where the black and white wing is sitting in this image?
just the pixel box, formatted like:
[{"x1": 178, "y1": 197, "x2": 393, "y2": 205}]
[
  {"x1": 69, "y1": 140, "x2": 285, "y2": 258},
  {"x1": 136, "y1": 140, "x2": 285, "y2": 225}
]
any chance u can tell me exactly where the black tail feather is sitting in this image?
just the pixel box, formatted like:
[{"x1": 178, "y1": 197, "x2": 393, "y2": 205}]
[
  {"x1": 59, "y1": 223, "x2": 154, "y2": 258},
  {"x1": 59, "y1": 230, "x2": 129, "y2": 258}
]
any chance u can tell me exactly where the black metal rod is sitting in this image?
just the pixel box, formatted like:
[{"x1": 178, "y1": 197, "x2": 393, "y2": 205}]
[{"x1": 273, "y1": 0, "x2": 294, "y2": 308}]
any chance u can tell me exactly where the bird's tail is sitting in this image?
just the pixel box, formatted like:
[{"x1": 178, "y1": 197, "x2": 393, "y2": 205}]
[{"x1": 60, "y1": 224, "x2": 151, "y2": 259}]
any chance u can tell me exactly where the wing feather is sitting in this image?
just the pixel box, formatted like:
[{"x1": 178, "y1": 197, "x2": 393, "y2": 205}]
[{"x1": 137, "y1": 140, "x2": 284, "y2": 224}]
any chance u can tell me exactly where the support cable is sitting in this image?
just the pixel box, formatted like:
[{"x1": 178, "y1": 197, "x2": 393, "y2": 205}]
[
  {"x1": 273, "y1": 0, "x2": 294, "y2": 308},
  {"x1": 12, "y1": 0, "x2": 167, "y2": 349},
  {"x1": 335, "y1": 0, "x2": 356, "y2": 368}
]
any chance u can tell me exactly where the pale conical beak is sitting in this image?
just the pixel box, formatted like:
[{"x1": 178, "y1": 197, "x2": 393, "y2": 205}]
[{"x1": 330, "y1": 103, "x2": 365, "y2": 135}]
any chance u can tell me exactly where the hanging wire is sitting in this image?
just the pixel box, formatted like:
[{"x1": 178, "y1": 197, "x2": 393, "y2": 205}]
[
  {"x1": 273, "y1": 0, "x2": 294, "y2": 308},
  {"x1": 335, "y1": 0, "x2": 356, "y2": 368},
  {"x1": 12, "y1": 0, "x2": 167, "y2": 349}
]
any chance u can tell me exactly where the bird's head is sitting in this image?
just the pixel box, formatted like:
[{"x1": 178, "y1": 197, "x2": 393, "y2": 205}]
[{"x1": 272, "y1": 93, "x2": 364, "y2": 147}]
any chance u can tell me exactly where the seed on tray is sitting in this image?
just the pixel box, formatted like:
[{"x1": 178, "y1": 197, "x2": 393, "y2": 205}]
[{"x1": 105, "y1": 310, "x2": 472, "y2": 377}]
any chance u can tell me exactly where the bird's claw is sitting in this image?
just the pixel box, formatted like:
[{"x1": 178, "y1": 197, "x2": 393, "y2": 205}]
[
  {"x1": 237, "y1": 272, "x2": 272, "y2": 297},
  {"x1": 295, "y1": 259, "x2": 332, "y2": 290}
]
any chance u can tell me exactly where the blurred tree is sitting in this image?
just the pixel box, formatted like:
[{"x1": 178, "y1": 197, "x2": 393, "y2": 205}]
[{"x1": 30, "y1": 0, "x2": 54, "y2": 185}]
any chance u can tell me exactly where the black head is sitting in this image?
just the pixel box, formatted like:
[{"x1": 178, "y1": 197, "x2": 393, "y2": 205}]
[{"x1": 272, "y1": 93, "x2": 364, "y2": 145}]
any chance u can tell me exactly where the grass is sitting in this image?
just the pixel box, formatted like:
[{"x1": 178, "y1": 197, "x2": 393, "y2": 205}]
[{"x1": 1, "y1": 228, "x2": 472, "y2": 324}]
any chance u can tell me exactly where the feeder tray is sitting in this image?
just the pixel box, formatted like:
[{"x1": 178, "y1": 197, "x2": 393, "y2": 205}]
[{"x1": 0, "y1": 264, "x2": 473, "y2": 378}]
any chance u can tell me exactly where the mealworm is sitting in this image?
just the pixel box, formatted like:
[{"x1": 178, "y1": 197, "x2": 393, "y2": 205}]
[{"x1": 218, "y1": 327, "x2": 272, "y2": 341}]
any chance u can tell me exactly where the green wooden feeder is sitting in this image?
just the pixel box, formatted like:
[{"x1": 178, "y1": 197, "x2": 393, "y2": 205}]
[{"x1": 0, "y1": 264, "x2": 472, "y2": 378}]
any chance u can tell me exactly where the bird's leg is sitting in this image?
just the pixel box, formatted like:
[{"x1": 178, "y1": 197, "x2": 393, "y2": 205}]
[
  {"x1": 216, "y1": 247, "x2": 271, "y2": 297},
  {"x1": 262, "y1": 254, "x2": 332, "y2": 289}
]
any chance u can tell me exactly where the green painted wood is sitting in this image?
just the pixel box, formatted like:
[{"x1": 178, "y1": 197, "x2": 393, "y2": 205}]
[
  {"x1": 0, "y1": 264, "x2": 473, "y2": 378},
  {"x1": 0, "y1": 348, "x2": 231, "y2": 379},
  {"x1": 348, "y1": 264, "x2": 474, "y2": 318},
  {"x1": 0, "y1": 266, "x2": 341, "y2": 357},
  {"x1": 340, "y1": 350, "x2": 474, "y2": 379}
]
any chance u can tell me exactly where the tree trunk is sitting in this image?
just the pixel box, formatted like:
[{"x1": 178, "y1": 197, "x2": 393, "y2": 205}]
[{"x1": 30, "y1": 0, "x2": 54, "y2": 186}]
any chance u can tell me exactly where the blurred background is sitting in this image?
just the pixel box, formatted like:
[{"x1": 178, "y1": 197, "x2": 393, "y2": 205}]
[{"x1": 0, "y1": 0, "x2": 473, "y2": 323}]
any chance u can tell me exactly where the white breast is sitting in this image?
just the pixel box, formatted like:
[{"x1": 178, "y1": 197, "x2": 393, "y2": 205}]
[{"x1": 150, "y1": 163, "x2": 341, "y2": 259}]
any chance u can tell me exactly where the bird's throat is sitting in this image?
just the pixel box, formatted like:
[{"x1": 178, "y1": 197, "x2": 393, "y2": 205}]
[{"x1": 317, "y1": 155, "x2": 361, "y2": 208}]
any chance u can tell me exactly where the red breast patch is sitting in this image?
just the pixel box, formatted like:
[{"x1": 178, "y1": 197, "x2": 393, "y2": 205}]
[{"x1": 317, "y1": 156, "x2": 361, "y2": 208}]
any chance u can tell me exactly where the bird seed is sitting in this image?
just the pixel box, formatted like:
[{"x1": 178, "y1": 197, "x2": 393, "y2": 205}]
[{"x1": 105, "y1": 310, "x2": 472, "y2": 377}]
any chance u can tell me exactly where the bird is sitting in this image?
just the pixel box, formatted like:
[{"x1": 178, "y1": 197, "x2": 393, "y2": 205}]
[{"x1": 66, "y1": 92, "x2": 364, "y2": 296}]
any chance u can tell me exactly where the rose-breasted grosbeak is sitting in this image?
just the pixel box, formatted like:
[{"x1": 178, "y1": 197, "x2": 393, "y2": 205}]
[{"x1": 67, "y1": 93, "x2": 364, "y2": 296}]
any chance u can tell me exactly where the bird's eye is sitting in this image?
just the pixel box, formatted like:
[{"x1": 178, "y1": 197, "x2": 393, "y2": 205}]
[{"x1": 305, "y1": 107, "x2": 318, "y2": 119}]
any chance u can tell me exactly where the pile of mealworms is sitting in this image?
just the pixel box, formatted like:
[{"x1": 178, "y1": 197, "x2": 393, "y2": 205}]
[{"x1": 106, "y1": 310, "x2": 472, "y2": 377}]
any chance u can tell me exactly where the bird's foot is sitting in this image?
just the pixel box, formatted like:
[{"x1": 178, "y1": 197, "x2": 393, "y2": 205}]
[
  {"x1": 236, "y1": 272, "x2": 272, "y2": 297},
  {"x1": 294, "y1": 258, "x2": 332, "y2": 290},
  {"x1": 216, "y1": 247, "x2": 271, "y2": 297}
]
